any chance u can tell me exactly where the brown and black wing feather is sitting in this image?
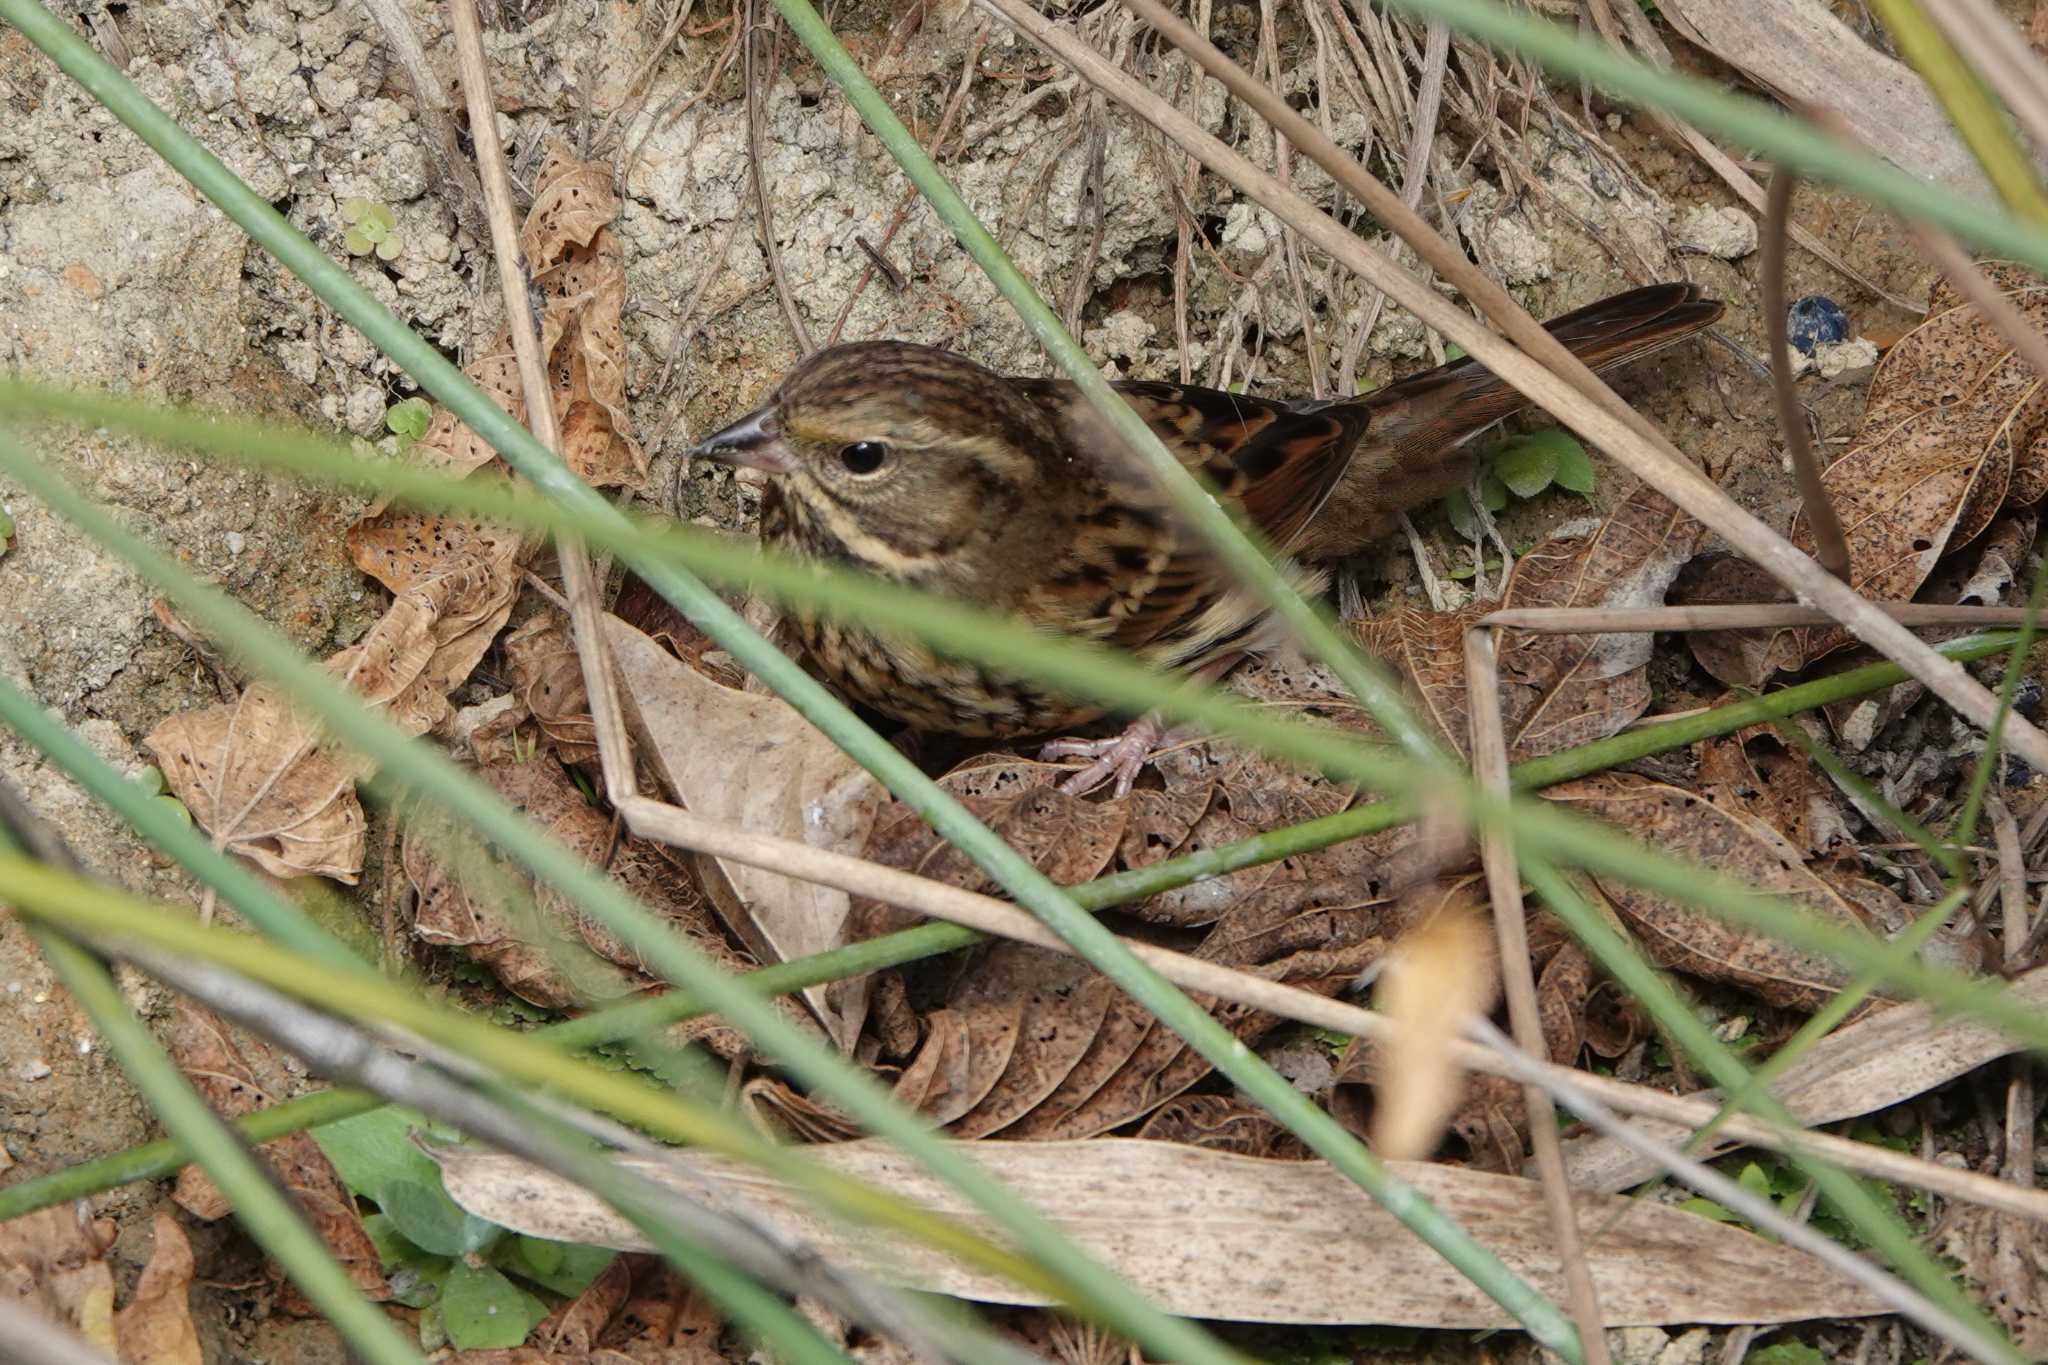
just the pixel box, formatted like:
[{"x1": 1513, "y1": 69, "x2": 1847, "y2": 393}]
[
  {"x1": 1360, "y1": 282, "x2": 1724, "y2": 434},
  {"x1": 1011, "y1": 283, "x2": 1721, "y2": 660}
]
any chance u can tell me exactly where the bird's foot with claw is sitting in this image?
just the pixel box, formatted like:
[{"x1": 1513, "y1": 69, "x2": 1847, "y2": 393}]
[{"x1": 1043, "y1": 715, "x2": 1176, "y2": 798}]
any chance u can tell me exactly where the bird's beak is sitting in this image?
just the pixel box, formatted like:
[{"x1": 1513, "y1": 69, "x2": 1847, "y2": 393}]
[{"x1": 688, "y1": 407, "x2": 797, "y2": 474}]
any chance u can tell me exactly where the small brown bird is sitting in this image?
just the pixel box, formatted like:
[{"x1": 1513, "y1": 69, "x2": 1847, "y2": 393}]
[{"x1": 693, "y1": 283, "x2": 1720, "y2": 792}]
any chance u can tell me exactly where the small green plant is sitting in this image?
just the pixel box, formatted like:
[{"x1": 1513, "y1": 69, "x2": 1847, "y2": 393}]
[
  {"x1": 314, "y1": 1107, "x2": 615, "y2": 1351},
  {"x1": 384, "y1": 396, "x2": 432, "y2": 451},
  {"x1": 1747, "y1": 1343, "x2": 1828, "y2": 1365},
  {"x1": 1443, "y1": 428, "x2": 1597, "y2": 538},
  {"x1": 131, "y1": 765, "x2": 191, "y2": 828},
  {"x1": 342, "y1": 197, "x2": 404, "y2": 261}
]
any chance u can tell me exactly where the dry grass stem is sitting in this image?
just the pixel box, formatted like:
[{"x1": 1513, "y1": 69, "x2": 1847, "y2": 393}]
[
  {"x1": 614, "y1": 795, "x2": 2048, "y2": 1223},
  {"x1": 451, "y1": 0, "x2": 638, "y2": 807},
  {"x1": 1464, "y1": 626, "x2": 1610, "y2": 1363}
]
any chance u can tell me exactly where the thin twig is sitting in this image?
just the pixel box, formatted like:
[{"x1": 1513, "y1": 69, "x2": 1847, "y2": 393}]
[
  {"x1": 449, "y1": 0, "x2": 637, "y2": 814},
  {"x1": 1763, "y1": 166, "x2": 1851, "y2": 581},
  {"x1": 746, "y1": 0, "x2": 815, "y2": 355},
  {"x1": 1021, "y1": 0, "x2": 2048, "y2": 777},
  {"x1": 1465, "y1": 626, "x2": 1610, "y2": 1363},
  {"x1": 359, "y1": 0, "x2": 489, "y2": 239},
  {"x1": 1479, "y1": 604, "x2": 2035, "y2": 632},
  {"x1": 614, "y1": 795, "x2": 2048, "y2": 1224}
]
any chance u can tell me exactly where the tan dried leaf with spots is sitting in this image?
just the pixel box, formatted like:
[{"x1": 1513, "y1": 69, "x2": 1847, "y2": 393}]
[{"x1": 1547, "y1": 773, "x2": 1880, "y2": 1010}]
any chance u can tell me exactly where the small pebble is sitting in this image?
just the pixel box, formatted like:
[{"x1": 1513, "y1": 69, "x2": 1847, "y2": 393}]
[
  {"x1": 1674, "y1": 204, "x2": 1756, "y2": 259},
  {"x1": 1787, "y1": 294, "x2": 1850, "y2": 353},
  {"x1": 1813, "y1": 337, "x2": 1879, "y2": 378},
  {"x1": 18, "y1": 1060, "x2": 51, "y2": 1082},
  {"x1": 224, "y1": 530, "x2": 245, "y2": 557}
]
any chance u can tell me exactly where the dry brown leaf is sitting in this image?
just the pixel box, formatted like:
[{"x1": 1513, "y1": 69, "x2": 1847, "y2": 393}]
[
  {"x1": 941, "y1": 945, "x2": 1115, "y2": 1139},
  {"x1": 1561, "y1": 963, "x2": 2048, "y2": 1191},
  {"x1": 403, "y1": 759, "x2": 770, "y2": 1056},
  {"x1": 0, "y1": 1202, "x2": 118, "y2": 1353},
  {"x1": 149, "y1": 519, "x2": 523, "y2": 883},
  {"x1": 113, "y1": 1211, "x2": 203, "y2": 1365},
  {"x1": 437, "y1": 1141, "x2": 1888, "y2": 1328},
  {"x1": 1134, "y1": 1095, "x2": 1307, "y2": 1159},
  {"x1": 145, "y1": 683, "x2": 366, "y2": 882},
  {"x1": 452, "y1": 1256, "x2": 719, "y2": 1363},
  {"x1": 1694, "y1": 266, "x2": 2048, "y2": 683},
  {"x1": 1372, "y1": 897, "x2": 1499, "y2": 1161},
  {"x1": 858, "y1": 755, "x2": 1127, "y2": 927},
  {"x1": 1695, "y1": 722, "x2": 1848, "y2": 860},
  {"x1": 610, "y1": 614, "x2": 883, "y2": 1049},
  {"x1": 1361, "y1": 484, "x2": 1696, "y2": 757},
  {"x1": 532, "y1": 1252, "x2": 632, "y2": 1355},
  {"x1": 1547, "y1": 773, "x2": 1883, "y2": 1010},
  {"x1": 1010, "y1": 890, "x2": 1383, "y2": 1140},
  {"x1": 156, "y1": 1000, "x2": 388, "y2": 1300},
  {"x1": 502, "y1": 610, "x2": 596, "y2": 763}
]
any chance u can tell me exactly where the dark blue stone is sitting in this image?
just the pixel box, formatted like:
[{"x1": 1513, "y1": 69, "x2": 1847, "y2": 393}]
[{"x1": 1787, "y1": 294, "x2": 1850, "y2": 354}]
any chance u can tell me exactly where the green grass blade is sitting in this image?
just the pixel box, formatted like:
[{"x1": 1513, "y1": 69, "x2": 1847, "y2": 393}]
[
  {"x1": 1523, "y1": 861, "x2": 2020, "y2": 1364},
  {"x1": 13, "y1": 931, "x2": 424, "y2": 1365},
  {"x1": 1363, "y1": 0, "x2": 2048, "y2": 273}
]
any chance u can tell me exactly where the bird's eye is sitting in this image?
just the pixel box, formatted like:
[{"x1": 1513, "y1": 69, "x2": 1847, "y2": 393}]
[{"x1": 838, "y1": 441, "x2": 891, "y2": 475}]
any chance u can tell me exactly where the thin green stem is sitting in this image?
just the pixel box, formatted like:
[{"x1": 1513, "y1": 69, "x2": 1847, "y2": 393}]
[
  {"x1": 23, "y1": 932, "x2": 424, "y2": 1365},
  {"x1": 1865, "y1": 0, "x2": 2048, "y2": 224},
  {"x1": 1362, "y1": 0, "x2": 2048, "y2": 274},
  {"x1": 1523, "y1": 861, "x2": 2019, "y2": 1364}
]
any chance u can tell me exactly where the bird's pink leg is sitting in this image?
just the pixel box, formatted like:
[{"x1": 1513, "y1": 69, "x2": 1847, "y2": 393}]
[
  {"x1": 1042, "y1": 652, "x2": 1243, "y2": 797},
  {"x1": 1042, "y1": 715, "x2": 1186, "y2": 798}
]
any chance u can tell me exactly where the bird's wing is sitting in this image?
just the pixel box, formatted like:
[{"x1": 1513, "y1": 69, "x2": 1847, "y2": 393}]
[{"x1": 1014, "y1": 378, "x2": 1364, "y2": 660}]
